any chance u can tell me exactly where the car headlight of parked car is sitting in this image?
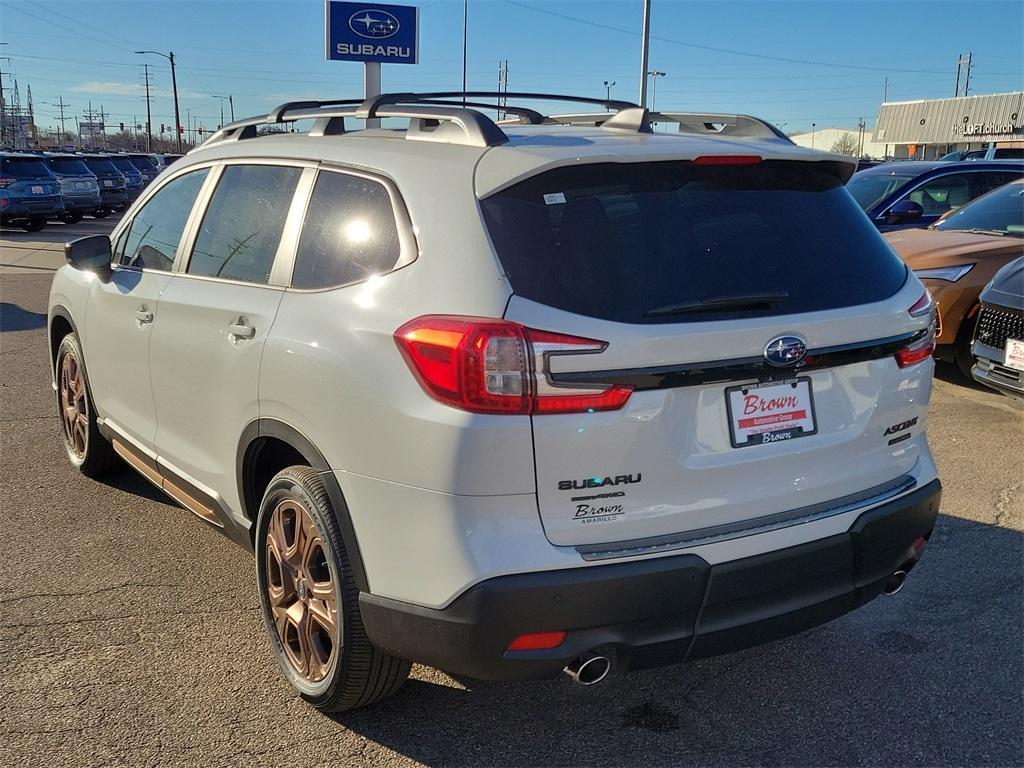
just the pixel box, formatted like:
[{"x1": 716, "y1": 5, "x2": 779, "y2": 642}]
[{"x1": 914, "y1": 264, "x2": 975, "y2": 282}]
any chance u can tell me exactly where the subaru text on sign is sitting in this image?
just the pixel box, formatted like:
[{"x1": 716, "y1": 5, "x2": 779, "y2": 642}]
[{"x1": 325, "y1": 1, "x2": 419, "y2": 64}]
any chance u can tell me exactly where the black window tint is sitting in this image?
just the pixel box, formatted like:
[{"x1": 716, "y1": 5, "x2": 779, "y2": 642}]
[
  {"x1": 481, "y1": 160, "x2": 908, "y2": 324},
  {"x1": 84, "y1": 158, "x2": 117, "y2": 175},
  {"x1": 47, "y1": 158, "x2": 91, "y2": 175},
  {"x1": 120, "y1": 168, "x2": 209, "y2": 271},
  {"x1": 110, "y1": 157, "x2": 137, "y2": 174},
  {"x1": 188, "y1": 165, "x2": 301, "y2": 284},
  {"x1": 1, "y1": 157, "x2": 52, "y2": 178},
  {"x1": 292, "y1": 171, "x2": 402, "y2": 289}
]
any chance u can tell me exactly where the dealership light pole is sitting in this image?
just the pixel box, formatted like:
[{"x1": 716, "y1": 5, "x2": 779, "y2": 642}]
[
  {"x1": 214, "y1": 94, "x2": 234, "y2": 123},
  {"x1": 603, "y1": 80, "x2": 616, "y2": 109},
  {"x1": 647, "y1": 70, "x2": 665, "y2": 113},
  {"x1": 136, "y1": 50, "x2": 181, "y2": 153},
  {"x1": 639, "y1": 0, "x2": 651, "y2": 107}
]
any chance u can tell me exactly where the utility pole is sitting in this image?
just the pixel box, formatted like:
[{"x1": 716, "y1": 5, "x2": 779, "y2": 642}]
[
  {"x1": 811, "y1": 122, "x2": 816, "y2": 149},
  {"x1": 857, "y1": 117, "x2": 866, "y2": 157},
  {"x1": 963, "y1": 52, "x2": 973, "y2": 96},
  {"x1": 142, "y1": 63, "x2": 152, "y2": 152},
  {"x1": 52, "y1": 96, "x2": 69, "y2": 144},
  {"x1": 639, "y1": 0, "x2": 652, "y2": 107},
  {"x1": 883, "y1": 76, "x2": 888, "y2": 103},
  {"x1": 955, "y1": 53, "x2": 973, "y2": 97},
  {"x1": 496, "y1": 61, "x2": 508, "y2": 118},
  {"x1": 214, "y1": 95, "x2": 234, "y2": 125},
  {"x1": 461, "y1": 0, "x2": 469, "y2": 103}
]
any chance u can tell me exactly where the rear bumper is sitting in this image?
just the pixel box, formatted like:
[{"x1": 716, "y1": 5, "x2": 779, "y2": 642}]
[
  {"x1": 61, "y1": 193, "x2": 102, "y2": 211},
  {"x1": 359, "y1": 479, "x2": 941, "y2": 681},
  {"x1": 1, "y1": 197, "x2": 63, "y2": 218}
]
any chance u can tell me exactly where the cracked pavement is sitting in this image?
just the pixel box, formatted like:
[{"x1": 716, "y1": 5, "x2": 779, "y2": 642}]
[{"x1": 1, "y1": 267, "x2": 1022, "y2": 767}]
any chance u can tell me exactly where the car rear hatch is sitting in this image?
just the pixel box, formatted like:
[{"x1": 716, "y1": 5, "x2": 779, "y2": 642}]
[
  {"x1": 1, "y1": 156, "x2": 61, "y2": 203},
  {"x1": 480, "y1": 156, "x2": 935, "y2": 549}
]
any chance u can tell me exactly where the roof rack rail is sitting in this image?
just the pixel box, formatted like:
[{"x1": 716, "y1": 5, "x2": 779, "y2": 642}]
[
  {"x1": 533, "y1": 111, "x2": 791, "y2": 142},
  {"x1": 200, "y1": 91, "x2": 788, "y2": 149}
]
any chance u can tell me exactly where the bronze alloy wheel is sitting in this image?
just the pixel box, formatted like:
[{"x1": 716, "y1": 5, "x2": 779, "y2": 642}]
[
  {"x1": 265, "y1": 498, "x2": 340, "y2": 683},
  {"x1": 59, "y1": 350, "x2": 89, "y2": 460}
]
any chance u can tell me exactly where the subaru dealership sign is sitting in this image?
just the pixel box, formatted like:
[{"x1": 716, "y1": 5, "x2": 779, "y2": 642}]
[{"x1": 325, "y1": 2, "x2": 419, "y2": 64}]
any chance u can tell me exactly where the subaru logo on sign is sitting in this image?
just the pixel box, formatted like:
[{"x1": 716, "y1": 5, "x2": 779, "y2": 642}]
[
  {"x1": 764, "y1": 336, "x2": 807, "y2": 367},
  {"x1": 349, "y1": 9, "x2": 400, "y2": 38}
]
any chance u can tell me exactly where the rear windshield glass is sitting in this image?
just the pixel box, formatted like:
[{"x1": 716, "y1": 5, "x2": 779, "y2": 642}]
[
  {"x1": 83, "y1": 158, "x2": 117, "y2": 175},
  {"x1": 47, "y1": 158, "x2": 91, "y2": 175},
  {"x1": 129, "y1": 155, "x2": 157, "y2": 168},
  {"x1": 2, "y1": 157, "x2": 53, "y2": 179},
  {"x1": 110, "y1": 157, "x2": 138, "y2": 173},
  {"x1": 481, "y1": 160, "x2": 907, "y2": 324},
  {"x1": 845, "y1": 171, "x2": 915, "y2": 211}
]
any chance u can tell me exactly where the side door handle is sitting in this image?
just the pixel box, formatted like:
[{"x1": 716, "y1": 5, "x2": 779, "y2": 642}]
[
  {"x1": 228, "y1": 320, "x2": 256, "y2": 340},
  {"x1": 135, "y1": 308, "x2": 154, "y2": 324}
]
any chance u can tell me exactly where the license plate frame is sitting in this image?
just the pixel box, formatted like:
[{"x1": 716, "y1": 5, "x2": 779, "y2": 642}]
[
  {"x1": 725, "y1": 377, "x2": 818, "y2": 448},
  {"x1": 30, "y1": 185, "x2": 44, "y2": 195}
]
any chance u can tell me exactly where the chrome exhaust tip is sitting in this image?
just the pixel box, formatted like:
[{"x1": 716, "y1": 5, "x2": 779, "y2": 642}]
[
  {"x1": 882, "y1": 569, "x2": 908, "y2": 596},
  {"x1": 563, "y1": 652, "x2": 611, "y2": 686}
]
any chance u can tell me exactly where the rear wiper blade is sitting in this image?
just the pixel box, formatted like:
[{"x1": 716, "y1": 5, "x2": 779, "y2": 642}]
[{"x1": 644, "y1": 292, "x2": 790, "y2": 317}]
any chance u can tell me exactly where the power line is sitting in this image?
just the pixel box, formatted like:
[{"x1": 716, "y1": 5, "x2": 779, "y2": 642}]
[{"x1": 503, "y1": 0, "x2": 956, "y2": 75}]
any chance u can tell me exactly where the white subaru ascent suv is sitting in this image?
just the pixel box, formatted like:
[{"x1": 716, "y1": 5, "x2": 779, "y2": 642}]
[{"x1": 49, "y1": 92, "x2": 942, "y2": 710}]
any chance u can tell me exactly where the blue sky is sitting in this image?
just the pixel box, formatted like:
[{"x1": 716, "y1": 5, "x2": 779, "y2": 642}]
[{"x1": 2, "y1": 0, "x2": 1022, "y2": 136}]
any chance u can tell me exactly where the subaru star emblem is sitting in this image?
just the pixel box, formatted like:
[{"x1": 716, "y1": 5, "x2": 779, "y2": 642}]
[
  {"x1": 764, "y1": 335, "x2": 807, "y2": 367},
  {"x1": 349, "y1": 9, "x2": 401, "y2": 39}
]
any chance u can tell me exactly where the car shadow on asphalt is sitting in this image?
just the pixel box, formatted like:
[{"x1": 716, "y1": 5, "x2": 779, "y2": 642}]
[
  {"x1": 0, "y1": 302, "x2": 47, "y2": 331},
  {"x1": 97, "y1": 464, "x2": 173, "y2": 505},
  {"x1": 933, "y1": 359, "x2": 994, "y2": 394},
  {"x1": 326, "y1": 514, "x2": 1022, "y2": 767}
]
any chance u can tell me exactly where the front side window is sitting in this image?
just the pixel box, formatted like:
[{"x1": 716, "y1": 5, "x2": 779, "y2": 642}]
[
  {"x1": 187, "y1": 164, "x2": 302, "y2": 285},
  {"x1": 119, "y1": 168, "x2": 209, "y2": 271},
  {"x1": 292, "y1": 171, "x2": 402, "y2": 289},
  {"x1": 904, "y1": 173, "x2": 973, "y2": 216}
]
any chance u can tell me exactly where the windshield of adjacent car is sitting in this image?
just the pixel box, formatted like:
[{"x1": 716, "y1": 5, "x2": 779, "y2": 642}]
[
  {"x1": 1, "y1": 157, "x2": 53, "y2": 179},
  {"x1": 845, "y1": 171, "x2": 914, "y2": 210},
  {"x1": 481, "y1": 159, "x2": 908, "y2": 324},
  {"x1": 47, "y1": 158, "x2": 92, "y2": 175},
  {"x1": 934, "y1": 183, "x2": 1024, "y2": 237}
]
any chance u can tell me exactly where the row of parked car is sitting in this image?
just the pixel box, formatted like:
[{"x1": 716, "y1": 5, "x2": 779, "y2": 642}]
[{"x1": 0, "y1": 150, "x2": 182, "y2": 232}]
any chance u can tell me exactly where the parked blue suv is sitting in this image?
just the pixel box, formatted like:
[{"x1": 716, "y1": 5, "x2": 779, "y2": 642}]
[
  {"x1": 105, "y1": 154, "x2": 145, "y2": 204},
  {"x1": 1, "y1": 153, "x2": 63, "y2": 232},
  {"x1": 43, "y1": 154, "x2": 101, "y2": 223},
  {"x1": 847, "y1": 160, "x2": 1024, "y2": 232}
]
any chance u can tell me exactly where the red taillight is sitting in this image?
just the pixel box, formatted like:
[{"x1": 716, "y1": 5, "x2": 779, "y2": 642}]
[
  {"x1": 896, "y1": 293, "x2": 937, "y2": 368},
  {"x1": 0, "y1": 177, "x2": 16, "y2": 188},
  {"x1": 507, "y1": 631, "x2": 566, "y2": 651},
  {"x1": 394, "y1": 316, "x2": 633, "y2": 415},
  {"x1": 692, "y1": 155, "x2": 762, "y2": 165}
]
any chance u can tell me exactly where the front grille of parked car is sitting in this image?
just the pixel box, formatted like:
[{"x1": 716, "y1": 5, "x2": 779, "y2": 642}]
[
  {"x1": 975, "y1": 304, "x2": 1024, "y2": 350},
  {"x1": 989, "y1": 364, "x2": 1023, "y2": 385}
]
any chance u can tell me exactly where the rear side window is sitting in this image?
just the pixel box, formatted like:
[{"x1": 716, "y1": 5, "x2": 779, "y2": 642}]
[
  {"x1": 2, "y1": 157, "x2": 52, "y2": 179},
  {"x1": 292, "y1": 171, "x2": 402, "y2": 289},
  {"x1": 187, "y1": 164, "x2": 301, "y2": 285},
  {"x1": 119, "y1": 168, "x2": 209, "y2": 271},
  {"x1": 481, "y1": 160, "x2": 907, "y2": 324}
]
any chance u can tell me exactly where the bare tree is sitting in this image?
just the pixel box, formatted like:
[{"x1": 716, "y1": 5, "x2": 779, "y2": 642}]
[{"x1": 830, "y1": 133, "x2": 859, "y2": 156}]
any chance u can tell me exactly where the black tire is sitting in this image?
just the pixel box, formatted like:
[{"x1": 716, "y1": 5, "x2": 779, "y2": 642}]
[
  {"x1": 55, "y1": 333, "x2": 120, "y2": 477},
  {"x1": 61, "y1": 211, "x2": 84, "y2": 224},
  {"x1": 953, "y1": 311, "x2": 979, "y2": 379},
  {"x1": 23, "y1": 217, "x2": 46, "y2": 232},
  {"x1": 91, "y1": 208, "x2": 111, "y2": 219},
  {"x1": 255, "y1": 466, "x2": 410, "y2": 712}
]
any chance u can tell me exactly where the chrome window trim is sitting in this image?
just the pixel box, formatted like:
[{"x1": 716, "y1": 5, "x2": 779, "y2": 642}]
[{"x1": 282, "y1": 161, "x2": 420, "y2": 293}]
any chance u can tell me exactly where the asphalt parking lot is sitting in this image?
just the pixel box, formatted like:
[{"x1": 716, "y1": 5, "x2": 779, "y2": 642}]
[{"x1": 1, "y1": 231, "x2": 1022, "y2": 767}]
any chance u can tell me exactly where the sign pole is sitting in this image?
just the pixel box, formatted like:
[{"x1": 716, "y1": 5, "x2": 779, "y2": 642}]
[{"x1": 365, "y1": 61, "x2": 382, "y2": 129}]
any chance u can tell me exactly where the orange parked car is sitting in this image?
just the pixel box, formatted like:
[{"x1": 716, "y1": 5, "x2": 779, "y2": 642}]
[{"x1": 883, "y1": 180, "x2": 1024, "y2": 375}]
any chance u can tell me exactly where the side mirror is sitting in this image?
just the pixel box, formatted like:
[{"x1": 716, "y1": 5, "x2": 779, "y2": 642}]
[
  {"x1": 65, "y1": 235, "x2": 113, "y2": 282},
  {"x1": 885, "y1": 200, "x2": 924, "y2": 225}
]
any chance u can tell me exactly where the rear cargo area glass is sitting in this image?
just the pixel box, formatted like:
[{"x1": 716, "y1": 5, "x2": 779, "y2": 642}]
[{"x1": 482, "y1": 160, "x2": 907, "y2": 324}]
